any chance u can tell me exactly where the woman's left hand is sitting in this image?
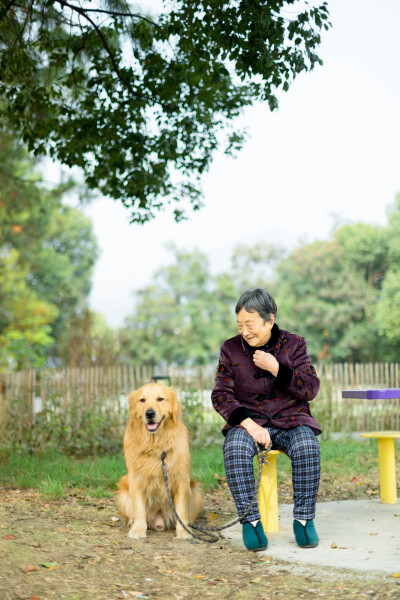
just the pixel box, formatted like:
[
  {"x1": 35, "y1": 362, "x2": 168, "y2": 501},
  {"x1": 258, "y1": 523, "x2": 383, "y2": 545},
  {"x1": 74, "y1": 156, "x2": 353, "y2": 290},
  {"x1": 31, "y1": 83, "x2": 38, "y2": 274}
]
[{"x1": 253, "y1": 350, "x2": 279, "y2": 377}]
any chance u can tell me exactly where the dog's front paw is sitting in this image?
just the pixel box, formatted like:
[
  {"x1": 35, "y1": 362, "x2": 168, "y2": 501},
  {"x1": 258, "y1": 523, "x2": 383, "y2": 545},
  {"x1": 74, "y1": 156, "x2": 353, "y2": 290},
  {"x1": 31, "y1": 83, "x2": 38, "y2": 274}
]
[
  {"x1": 128, "y1": 523, "x2": 147, "y2": 539},
  {"x1": 176, "y1": 524, "x2": 192, "y2": 540}
]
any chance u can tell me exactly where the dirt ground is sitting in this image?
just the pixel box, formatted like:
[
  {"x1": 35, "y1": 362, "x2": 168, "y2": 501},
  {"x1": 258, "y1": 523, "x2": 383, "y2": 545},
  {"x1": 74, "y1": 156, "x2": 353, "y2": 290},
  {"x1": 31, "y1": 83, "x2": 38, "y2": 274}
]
[{"x1": 1, "y1": 486, "x2": 399, "y2": 600}]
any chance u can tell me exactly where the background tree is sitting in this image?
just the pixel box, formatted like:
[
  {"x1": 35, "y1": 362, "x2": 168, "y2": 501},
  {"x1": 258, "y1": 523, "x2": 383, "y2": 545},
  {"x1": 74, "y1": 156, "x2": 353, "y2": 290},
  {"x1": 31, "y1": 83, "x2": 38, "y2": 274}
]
[
  {"x1": 275, "y1": 238, "x2": 379, "y2": 362},
  {"x1": 118, "y1": 245, "x2": 238, "y2": 366},
  {"x1": 0, "y1": 0, "x2": 330, "y2": 223},
  {"x1": 275, "y1": 217, "x2": 397, "y2": 363},
  {"x1": 375, "y1": 194, "x2": 400, "y2": 357},
  {"x1": 333, "y1": 223, "x2": 388, "y2": 289},
  {"x1": 0, "y1": 132, "x2": 99, "y2": 369},
  {"x1": 118, "y1": 220, "x2": 400, "y2": 367},
  {"x1": 28, "y1": 204, "x2": 99, "y2": 357},
  {"x1": 230, "y1": 242, "x2": 286, "y2": 293},
  {"x1": 0, "y1": 249, "x2": 58, "y2": 370},
  {"x1": 58, "y1": 308, "x2": 119, "y2": 367}
]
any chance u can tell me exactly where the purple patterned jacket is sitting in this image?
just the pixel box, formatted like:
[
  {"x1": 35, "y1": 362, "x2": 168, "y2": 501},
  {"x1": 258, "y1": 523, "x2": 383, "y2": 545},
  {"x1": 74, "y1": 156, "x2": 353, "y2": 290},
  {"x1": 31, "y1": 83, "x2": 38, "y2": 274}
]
[{"x1": 211, "y1": 324, "x2": 321, "y2": 436}]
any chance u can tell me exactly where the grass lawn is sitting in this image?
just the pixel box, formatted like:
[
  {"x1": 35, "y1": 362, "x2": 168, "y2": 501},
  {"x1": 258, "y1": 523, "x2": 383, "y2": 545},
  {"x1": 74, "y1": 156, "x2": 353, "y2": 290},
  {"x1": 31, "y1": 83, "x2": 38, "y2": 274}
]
[
  {"x1": 1, "y1": 436, "x2": 396, "y2": 501},
  {"x1": 2, "y1": 438, "x2": 399, "y2": 600}
]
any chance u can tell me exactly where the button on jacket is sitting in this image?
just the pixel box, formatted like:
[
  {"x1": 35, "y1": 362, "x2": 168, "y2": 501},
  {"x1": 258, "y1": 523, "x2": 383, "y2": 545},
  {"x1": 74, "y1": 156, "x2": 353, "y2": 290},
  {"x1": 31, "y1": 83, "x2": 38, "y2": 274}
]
[{"x1": 211, "y1": 324, "x2": 321, "y2": 436}]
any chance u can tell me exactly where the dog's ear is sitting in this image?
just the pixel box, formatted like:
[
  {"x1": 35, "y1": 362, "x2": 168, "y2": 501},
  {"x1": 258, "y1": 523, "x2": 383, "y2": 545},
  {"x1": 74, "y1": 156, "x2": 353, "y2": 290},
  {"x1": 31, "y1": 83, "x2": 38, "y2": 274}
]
[
  {"x1": 170, "y1": 389, "x2": 182, "y2": 423},
  {"x1": 128, "y1": 389, "x2": 139, "y2": 414}
]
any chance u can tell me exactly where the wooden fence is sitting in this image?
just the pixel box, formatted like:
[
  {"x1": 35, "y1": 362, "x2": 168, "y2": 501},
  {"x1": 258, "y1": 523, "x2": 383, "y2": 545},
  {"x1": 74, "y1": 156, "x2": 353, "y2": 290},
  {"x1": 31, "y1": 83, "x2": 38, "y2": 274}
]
[
  {"x1": 0, "y1": 362, "x2": 399, "y2": 439},
  {"x1": 317, "y1": 361, "x2": 400, "y2": 389}
]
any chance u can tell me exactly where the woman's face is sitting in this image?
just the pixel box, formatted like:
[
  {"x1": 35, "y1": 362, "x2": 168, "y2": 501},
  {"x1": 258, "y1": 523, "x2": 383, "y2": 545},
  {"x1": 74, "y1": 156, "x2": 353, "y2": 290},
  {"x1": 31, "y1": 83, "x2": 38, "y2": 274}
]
[{"x1": 236, "y1": 308, "x2": 275, "y2": 347}]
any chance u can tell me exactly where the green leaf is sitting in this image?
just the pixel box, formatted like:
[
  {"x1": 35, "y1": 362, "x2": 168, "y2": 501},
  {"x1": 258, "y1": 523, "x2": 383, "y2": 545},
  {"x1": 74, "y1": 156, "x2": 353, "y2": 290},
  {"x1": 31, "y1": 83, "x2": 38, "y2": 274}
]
[{"x1": 0, "y1": 0, "x2": 331, "y2": 222}]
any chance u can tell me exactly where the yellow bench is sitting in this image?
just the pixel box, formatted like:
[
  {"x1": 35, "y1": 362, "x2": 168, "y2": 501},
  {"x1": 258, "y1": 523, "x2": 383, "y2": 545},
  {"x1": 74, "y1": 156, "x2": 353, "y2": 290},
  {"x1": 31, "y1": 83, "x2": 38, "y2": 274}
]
[
  {"x1": 342, "y1": 389, "x2": 400, "y2": 504},
  {"x1": 257, "y1": 450, "x2": 286, "y2": 532},
  {"x1": 360, "y1": 431, "x2": 400, "y2": 503}
]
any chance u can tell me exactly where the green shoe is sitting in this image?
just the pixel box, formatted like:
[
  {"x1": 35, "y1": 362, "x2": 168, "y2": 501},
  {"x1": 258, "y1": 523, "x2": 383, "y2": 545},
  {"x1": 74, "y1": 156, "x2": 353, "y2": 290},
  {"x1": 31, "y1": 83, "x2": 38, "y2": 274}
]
[
  {"x1": 293, "y1": 519, "x2": 319, "y2": 548},
  {"x1": 242, "y1": 521, "x2": 268, "y2": 552}
]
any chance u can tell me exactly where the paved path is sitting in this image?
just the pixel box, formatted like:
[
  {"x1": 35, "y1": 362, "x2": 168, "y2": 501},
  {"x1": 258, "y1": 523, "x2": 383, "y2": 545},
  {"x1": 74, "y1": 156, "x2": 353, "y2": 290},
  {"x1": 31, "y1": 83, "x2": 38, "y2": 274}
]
[{"x1": 223, "y1": 499, "x2": 400, "y2": 575}]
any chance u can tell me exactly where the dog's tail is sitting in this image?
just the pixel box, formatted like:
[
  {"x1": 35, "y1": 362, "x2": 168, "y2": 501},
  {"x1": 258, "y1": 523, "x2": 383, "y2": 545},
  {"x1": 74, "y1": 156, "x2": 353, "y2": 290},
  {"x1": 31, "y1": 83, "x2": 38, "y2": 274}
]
[
  {"x1": 117, "y1": 475, "x2": 134, "y2": 525},
  {"x1": 189, "y1": 478, "x2": 204, "y2": 523}
]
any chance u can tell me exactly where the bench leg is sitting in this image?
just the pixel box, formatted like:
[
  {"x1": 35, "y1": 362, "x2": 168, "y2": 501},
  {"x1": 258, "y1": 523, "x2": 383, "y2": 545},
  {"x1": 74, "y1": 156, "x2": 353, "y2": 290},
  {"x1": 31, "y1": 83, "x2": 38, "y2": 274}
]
[
  {"x1": 258, "y1": 454, "x2": 279, "y2": 532},
  {"x1": 377, "y1": 437, "x2": 397, "y2": 503}
]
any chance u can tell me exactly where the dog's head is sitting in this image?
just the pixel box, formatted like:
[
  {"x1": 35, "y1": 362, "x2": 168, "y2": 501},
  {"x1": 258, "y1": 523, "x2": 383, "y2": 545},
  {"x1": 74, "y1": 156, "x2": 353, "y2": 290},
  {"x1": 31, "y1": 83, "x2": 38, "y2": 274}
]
[{"x1": 128, "y1": 383, "x2": 181, "y2": 433}]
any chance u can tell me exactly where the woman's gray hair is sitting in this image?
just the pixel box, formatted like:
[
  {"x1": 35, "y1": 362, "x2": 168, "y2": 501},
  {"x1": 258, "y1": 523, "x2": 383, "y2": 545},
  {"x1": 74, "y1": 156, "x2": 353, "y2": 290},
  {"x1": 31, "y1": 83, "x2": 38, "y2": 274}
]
[{"x1": 235, "y1": 289, "x2": 277, "y2": 322}]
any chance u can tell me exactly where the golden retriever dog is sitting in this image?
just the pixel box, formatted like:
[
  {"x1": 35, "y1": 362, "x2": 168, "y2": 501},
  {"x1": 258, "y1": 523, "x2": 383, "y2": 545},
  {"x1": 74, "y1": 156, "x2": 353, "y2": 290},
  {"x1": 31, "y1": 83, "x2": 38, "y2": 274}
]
[{"x1": 117, "y1": 383, "x2": 204, "y2": 539}]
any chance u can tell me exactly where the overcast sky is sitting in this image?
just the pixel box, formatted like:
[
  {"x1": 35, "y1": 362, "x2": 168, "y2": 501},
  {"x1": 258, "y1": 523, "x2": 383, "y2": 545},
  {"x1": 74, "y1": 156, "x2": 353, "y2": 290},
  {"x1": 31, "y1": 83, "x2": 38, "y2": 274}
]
[{"x1": 76, "y1": 0, "x2": 400, "y2": 328}]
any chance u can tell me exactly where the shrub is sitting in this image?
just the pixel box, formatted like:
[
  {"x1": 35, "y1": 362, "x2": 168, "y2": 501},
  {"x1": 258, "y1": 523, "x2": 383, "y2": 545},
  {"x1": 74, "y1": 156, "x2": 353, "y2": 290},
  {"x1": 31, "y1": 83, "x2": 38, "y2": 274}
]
[{"x1": 3, "y1": 393, "x2": 128, "y2": 456}]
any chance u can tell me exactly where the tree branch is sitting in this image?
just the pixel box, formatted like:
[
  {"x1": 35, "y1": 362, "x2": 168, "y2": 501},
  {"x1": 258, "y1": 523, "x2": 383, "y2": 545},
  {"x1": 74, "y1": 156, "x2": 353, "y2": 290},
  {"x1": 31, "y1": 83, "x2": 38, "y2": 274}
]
[
  {"x1": 74, "y1": 7, "x2": 159, "y2": 28},
  {"x1": 53, "y1": 0, "x2": 178, "y2": 112},
  {"x1": 56, "y1": 0, "x2": 135, "y2": 94},
  {"x1": 12, "y1": 0, "x2": 34, "y2": 48},
  {"x1": 0, "y1": 0, "x2": 18, "y2": 19}
]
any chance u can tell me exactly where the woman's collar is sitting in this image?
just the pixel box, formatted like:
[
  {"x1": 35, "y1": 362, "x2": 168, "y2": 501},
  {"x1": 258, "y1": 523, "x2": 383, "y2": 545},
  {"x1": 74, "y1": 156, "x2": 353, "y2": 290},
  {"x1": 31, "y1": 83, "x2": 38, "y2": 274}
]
[{"x1": 265, "y1": 323, "x2": 280, "y2": 349}]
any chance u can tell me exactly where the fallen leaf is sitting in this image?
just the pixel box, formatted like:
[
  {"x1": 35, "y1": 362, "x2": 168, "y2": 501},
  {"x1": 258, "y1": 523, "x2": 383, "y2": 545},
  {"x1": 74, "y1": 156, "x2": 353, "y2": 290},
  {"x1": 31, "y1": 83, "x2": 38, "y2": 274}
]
[
  {"x1": 110, "y1": 516, "x2": 120, "y2": 522},
  {"x1": 194, "y1": 574, "x2": 203, "y2": 578},
  {"x1": 5, "y1": 534, "x2": 16, "y2": 540},
  {"x1": 30, "y1": 596, "x2": 40, "y2": 600},
  {"x1": 351, "y1": 477, "x2": 359, "y2": 483},
  {"x1": 205, "y1": 512, "x2": 218, "y2": 520},
  {"x1": 338, "y1": 546, "x2": 349, "y2": 549},
  {"x1": 56, "y1": 527, "x2": 70, "y2": 533},
  {"x1": 391, "y1": 573, "x2": 400, "y2": 578},
  {"x1": 331, "y1": 542, "x2": 337, "y2": 548},
  {"x1": 251, "y1": 576, "x2": 262, "y2": 583},
  {"x1": 0, "y1": 524, "x2": 6, "y2": 528},
  {"x1": 333, "y1": 585, "x2": 346, "y2": 589},
  {"x1": 369, "y1": 532, "x2": 378, "y2": 536},
  {"x1": 41, "y1": 562, "x2": 58, "y2": 569},
  {"x1": 22, "y1": 565, "x2": 38, "y2": 573}
]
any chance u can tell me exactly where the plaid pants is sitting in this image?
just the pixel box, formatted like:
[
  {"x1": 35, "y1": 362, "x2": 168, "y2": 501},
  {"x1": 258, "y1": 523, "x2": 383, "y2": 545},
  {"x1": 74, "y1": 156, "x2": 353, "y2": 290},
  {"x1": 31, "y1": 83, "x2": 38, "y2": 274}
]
[{"x1": 223, "y1": 425, "x2": 320, "y2": 523}]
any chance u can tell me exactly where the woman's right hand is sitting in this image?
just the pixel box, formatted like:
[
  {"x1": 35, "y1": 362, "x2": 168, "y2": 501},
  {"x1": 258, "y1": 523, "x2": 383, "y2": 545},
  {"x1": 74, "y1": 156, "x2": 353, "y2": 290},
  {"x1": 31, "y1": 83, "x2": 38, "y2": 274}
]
[{"x1": 240, "y1": 418, "x2": 271, "y2": 447}]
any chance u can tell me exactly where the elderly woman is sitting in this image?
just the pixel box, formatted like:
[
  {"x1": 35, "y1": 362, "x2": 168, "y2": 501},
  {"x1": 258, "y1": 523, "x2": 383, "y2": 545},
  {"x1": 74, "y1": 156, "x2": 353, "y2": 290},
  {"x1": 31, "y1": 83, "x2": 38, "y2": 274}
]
[{"x1": 211, "y1": 288, "x2": 321, "y2": 551}]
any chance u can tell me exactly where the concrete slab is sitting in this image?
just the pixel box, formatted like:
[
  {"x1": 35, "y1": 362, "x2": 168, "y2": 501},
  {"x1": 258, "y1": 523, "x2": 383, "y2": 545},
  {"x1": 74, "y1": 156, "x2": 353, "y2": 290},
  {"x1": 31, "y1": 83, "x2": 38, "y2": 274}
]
[{"x1": 223, "y1": 499, "x2": 400, "y2": 575}]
